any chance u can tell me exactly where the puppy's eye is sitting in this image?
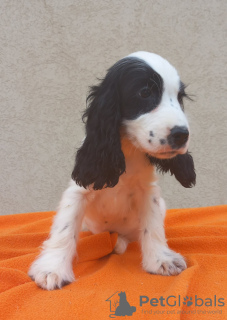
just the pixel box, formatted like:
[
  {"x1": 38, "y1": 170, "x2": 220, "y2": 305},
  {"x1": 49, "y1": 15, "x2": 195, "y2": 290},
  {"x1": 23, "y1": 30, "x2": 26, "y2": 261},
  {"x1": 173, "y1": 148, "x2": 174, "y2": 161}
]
[{"x1": 139, "y1": 87, "x2": 151, "y2": 98}]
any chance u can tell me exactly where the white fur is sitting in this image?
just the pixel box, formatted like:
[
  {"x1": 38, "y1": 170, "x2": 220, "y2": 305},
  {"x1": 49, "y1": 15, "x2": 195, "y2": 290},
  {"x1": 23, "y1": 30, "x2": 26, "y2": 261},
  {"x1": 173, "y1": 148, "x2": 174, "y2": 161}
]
[{"x1": 28, "y1": 52, "x2": 188, "y2": 290}]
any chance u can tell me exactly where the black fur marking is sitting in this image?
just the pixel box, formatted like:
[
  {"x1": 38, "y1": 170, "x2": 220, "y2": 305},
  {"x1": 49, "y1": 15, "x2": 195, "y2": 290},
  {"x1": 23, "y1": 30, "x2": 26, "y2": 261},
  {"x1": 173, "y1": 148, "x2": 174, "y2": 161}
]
[
  {"x1": 147, "y1": 152, "x2": 196, "y2": 188},
  {"x1": 149, "y1": 131, "x2": 154, "y2": 137},
  {"x1": 148, "y1": 139, "x2": 152, "y2": 143},
  {"x1": 61, "y1": 224, "x2": 69, "y2": 232},
  {"x1": 144, "y1": 228, "x2": 148, "y2": 235},
  {"x1": 160, "y1": 139, "x2": 166, "y2": 145},
  {"x1": 72, "y1": 57, "x2": 163, "y2": 190},
  {"x1": 117, "y1": 58, "x2": 164, "y2": 120}
]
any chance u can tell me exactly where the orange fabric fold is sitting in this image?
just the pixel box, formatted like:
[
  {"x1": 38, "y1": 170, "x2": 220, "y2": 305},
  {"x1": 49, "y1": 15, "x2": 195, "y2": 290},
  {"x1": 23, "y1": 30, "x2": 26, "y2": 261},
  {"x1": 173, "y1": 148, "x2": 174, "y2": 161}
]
[{"x1": 0, "y1": 205, "x2": 226, "y2": 320}]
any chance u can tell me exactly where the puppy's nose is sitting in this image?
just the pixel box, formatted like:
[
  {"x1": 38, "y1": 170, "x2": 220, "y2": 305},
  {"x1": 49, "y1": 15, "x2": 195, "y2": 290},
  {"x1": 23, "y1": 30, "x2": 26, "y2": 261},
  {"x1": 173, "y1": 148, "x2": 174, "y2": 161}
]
[{"x1": 167, "y1": 126, "x2": 189, "y2": 149}]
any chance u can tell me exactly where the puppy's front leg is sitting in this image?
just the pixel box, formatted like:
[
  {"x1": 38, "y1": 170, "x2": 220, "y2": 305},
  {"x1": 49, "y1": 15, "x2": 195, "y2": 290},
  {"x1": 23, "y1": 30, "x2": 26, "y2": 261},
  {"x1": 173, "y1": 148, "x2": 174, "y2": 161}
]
[
  {"x1": 140, "y1": 189, "x2": 186, "y2": 276},
  {"x1": 28, "y1": 181, "x2": 87, "y2": 290}
]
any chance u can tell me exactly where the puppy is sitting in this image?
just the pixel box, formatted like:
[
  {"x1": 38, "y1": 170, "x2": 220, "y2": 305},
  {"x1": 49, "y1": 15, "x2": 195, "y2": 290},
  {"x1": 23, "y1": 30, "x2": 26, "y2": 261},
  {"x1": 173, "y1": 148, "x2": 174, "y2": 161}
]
[{"x1": 29, "y1": 51, "x2": 196, "y2": 290}]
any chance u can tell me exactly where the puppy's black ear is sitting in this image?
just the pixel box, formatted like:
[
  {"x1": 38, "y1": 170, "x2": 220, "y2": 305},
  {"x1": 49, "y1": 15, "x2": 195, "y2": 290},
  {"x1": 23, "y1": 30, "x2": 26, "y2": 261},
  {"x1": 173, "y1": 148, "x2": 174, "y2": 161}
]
[
  {"x1": 147, "y1": 152, "x2": 196, "y2": 188},
  {"x1": 71, "y1": 72, "x2": 125, "y2": 190}
]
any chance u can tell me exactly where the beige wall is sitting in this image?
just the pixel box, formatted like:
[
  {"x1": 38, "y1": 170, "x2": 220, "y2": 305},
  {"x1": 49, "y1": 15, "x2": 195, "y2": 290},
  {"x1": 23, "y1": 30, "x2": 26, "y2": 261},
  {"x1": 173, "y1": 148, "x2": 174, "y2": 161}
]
[{"x1": 0, "y1": 0, "x2": 226, "y2": 215}]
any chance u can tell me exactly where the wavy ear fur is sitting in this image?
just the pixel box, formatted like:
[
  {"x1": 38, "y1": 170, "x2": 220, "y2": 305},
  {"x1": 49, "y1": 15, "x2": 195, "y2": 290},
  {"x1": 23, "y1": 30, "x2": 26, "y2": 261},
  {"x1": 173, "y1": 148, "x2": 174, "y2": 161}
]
[
  {"x1": 147, "y1": 152, "x2": 196, "y2": 188},
  {"x1": 71, "y1": 74, "x2": 125, "y2": 190}
]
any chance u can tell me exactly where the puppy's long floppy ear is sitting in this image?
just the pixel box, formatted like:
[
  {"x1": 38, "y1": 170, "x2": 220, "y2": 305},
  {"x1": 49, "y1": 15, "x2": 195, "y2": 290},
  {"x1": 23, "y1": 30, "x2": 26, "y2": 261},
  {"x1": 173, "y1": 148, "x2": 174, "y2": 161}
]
[
  {"x1": 71, "y1": 70, "x2": 125, "y2": 190},
  {"x1": 147, "y1": 152, "x2": 196, "y2": 188}
]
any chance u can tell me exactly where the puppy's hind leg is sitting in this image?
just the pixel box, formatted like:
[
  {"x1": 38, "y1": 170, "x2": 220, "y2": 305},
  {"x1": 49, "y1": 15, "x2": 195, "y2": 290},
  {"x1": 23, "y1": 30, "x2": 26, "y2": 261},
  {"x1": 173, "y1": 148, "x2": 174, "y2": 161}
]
[{"x1": 28, "y1": 180, "x2": 87, "y2": 290}]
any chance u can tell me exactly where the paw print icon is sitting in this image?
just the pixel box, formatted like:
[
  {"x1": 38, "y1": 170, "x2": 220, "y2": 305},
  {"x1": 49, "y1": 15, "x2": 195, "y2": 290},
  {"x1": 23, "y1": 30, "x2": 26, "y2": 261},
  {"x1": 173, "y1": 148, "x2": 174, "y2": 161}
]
[{"x1": 183, "y1": 296, "x2": 193, "y2": 307}]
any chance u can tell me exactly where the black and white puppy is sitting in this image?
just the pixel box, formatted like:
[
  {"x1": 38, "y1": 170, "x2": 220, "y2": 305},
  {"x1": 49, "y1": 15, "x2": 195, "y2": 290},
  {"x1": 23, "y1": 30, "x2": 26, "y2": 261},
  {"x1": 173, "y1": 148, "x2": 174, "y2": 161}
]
[{"x1": 29, "y1": 51, "x2": 196, "y2": 290}]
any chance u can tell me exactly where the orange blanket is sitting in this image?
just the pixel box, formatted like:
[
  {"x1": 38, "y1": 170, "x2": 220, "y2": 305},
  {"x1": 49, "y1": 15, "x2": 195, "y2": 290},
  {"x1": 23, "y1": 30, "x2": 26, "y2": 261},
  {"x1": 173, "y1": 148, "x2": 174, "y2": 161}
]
[{"x1": 0, "y1": 206, "x2": 226, "y2": 320}]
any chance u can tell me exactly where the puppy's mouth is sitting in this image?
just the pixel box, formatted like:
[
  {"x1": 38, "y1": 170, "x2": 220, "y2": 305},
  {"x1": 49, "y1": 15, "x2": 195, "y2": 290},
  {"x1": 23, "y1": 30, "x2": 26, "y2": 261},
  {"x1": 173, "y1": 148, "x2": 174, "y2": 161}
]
[
  {"x1": 150, "y1": 151, "x2": 178, "y2": 159},
  {"x1": 147, "y1": 144, "x2": 189, "y2": 159},
  {"x1": 159, "y1": 151, "x2": 177, "y2": 155},
  {"x1": 147, "y1": 149, "x2": 187, "y2": 159}
]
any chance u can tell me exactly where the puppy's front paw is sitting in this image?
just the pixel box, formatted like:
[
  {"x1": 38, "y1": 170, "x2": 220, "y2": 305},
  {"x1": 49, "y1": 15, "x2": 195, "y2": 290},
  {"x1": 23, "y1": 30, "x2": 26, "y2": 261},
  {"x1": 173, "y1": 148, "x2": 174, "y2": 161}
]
[
  {"x1": 28, "y1": 251, "x2": 75, "y2": 290},
  {"x1": 143, "y1": 247, "x2": 187, "y2": 276}
]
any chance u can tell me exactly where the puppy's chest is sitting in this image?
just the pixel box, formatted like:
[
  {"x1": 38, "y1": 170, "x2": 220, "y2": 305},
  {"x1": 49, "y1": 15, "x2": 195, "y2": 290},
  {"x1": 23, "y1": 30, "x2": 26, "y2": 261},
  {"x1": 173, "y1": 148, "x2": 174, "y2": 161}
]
[{"x1": 84, "y1": 174, "x2": 152, "y2": 236}]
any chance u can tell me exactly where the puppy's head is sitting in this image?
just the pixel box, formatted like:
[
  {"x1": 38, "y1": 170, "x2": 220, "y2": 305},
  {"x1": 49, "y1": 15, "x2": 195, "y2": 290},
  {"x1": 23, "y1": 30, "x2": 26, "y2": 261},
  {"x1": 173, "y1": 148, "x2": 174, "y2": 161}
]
[{"x1": 72, "y1": 51, "x2": 196, "y2": 190}]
